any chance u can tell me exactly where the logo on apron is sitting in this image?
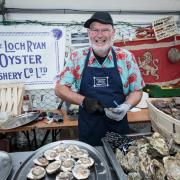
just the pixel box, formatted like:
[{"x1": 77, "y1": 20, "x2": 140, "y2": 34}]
[{"x1": 93, "y1": 76, "x2": 109, "y2": 87}]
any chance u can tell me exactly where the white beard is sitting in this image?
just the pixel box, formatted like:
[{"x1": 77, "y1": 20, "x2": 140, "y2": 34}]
[{"x1": 90, "y1": 39, "x2": 113, "y2": 56}]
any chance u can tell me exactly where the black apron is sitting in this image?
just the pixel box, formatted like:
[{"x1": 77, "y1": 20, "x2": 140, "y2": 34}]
[{"x1": 78, "y1": 48, "x2": 129, "y2": 146}]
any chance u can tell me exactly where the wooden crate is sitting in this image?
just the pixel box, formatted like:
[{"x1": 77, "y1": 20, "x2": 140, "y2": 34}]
[{"x1": 0, "y1": 84, "x2": 25, "y2": 116}]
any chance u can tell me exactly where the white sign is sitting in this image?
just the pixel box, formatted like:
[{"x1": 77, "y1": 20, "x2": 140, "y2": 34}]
[
  {"x1": 152, "y1": 16, "x2": 178, "y2": 41},
  {"x1": 0, "y1": 25, "x2": 66, "y2": 89}
]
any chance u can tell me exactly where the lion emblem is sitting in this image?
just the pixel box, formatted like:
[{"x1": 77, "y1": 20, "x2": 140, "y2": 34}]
[{"x1": 138, "y1": 51, "x2": 159, "y2": 80}]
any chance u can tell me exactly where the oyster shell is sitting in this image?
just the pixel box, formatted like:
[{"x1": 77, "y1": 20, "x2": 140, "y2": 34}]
[
  {"x1": 163, "y1": 156, "x2": 180, "y2": 180},
  {"x1": 149, "y1": 132, "x2": 169, "y2": 157},
  {"x1": 72, "y1": 165, "x2": 90, "y2": 180},
  {"x1": 55, "y1": 151, "x2": 71, "y2": 161},
  {"x1": 66, "y1": 144, "x2": 80, "y2": 154},
  {"x1": 61, "y1": 158, "x2": 75, "y2": 172},
  {"x1": 126, "y1": 149, "x2": 139, "y2": 172},
  {"x1": 150, "y1": 159, "x2": 165, "y2": 180},
  {"x1": 46, "y1": 160, "x2": 61, "y2": 174},
  {"x1": 27, "y1": 166, "x2": 46, "y2": 180},
  {"x1": 139, "y1": 154, "x2": 152, "y2": 179},
  {"x1": 71, "y1": 149, "x2": 89, "y2": 159},
  {"x1": 56, "y1": 171, "x2": 73, "y2": 180},
  {"x1": 53, "y1": 143, "x2": 67, "y2": 153},
  {"x1": 44, "y1": 149, "x2": 58, "y2": 161},
  {"x1": 128, "y1": 172, "x2": 142, "y2": 180},
  {"x1": 33, "y1": 157, "x2": 49, "y2": 167},
  {"x1": 76, "y1": 156, "x2": 94, "y2": 168},
  {"x1": 173, "y1": 133, "x2": 180, "y2": 145}
]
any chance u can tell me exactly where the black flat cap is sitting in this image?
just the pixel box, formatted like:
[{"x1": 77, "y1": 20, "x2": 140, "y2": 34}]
[{"x1": 84, "y1": 11, "x2": 113, "y2": 28}]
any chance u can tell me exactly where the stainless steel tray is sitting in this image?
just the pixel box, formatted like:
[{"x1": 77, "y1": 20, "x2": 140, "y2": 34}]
[
  {"x1": 12, "y1": 140, "x2": 111, "y2": 180},
  {"x1": 0, "y1": 151, "x2": 12, "y2": 180},
  {"x1": 0, "y1": 112, "x2": 40, "y2": 129},
  {"x1": 102, "y1": 138, "x2": 127, "y2": 180},
  {"x1": 102, "y1": 132, "x2": 152, "y2": 180}
]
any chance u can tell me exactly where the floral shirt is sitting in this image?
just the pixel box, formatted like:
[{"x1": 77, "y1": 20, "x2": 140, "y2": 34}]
[{"x1": 58, "y1": 46, "x2": 145, "y2": 95}]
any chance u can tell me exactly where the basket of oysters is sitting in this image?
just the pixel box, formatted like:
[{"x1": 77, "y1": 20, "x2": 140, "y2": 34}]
[{"x1": 12, "y1": 140, "x2": 111, "y2": 180}]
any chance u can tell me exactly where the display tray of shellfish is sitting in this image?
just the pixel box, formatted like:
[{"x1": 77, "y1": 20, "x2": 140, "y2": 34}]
[
  {"x1": 12, "y1": 140, "x2": 111, "y2": 180},
  {"x1": 102, "y1": 131, "x2": 180, "y2": 180}
]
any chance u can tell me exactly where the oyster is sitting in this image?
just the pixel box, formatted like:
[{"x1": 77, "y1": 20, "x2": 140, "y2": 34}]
[
  {"x1": 76, "y1": 156, "x2": 94, "y2": 168},
  {"x1": 33, "y1": 157, "x2": 49, "y2": 167},
  {"x1": 149, "y1": 132, "x2": 169, "y2": 157},
  {"x1": 66, "y1": 144, "x2": 80, "y2": 154},
  {"x1": 172, "y1": 133, "x2": 180, "y2": 145},
  {"x1": 44, "y1": 149, "x2": 58, "y2": 161},
  {"x1": 56, "y1": 171, "x2": 74, "y2": 180},
  {"x1": 53, "y1": 143, "x2": 67, "y2": 153},
  {"x1": 128, "y1": 172, "x2": 142, "y2": 180},
  {"x1": 61, "y1": 158, "x2": 75, "y2": 172},
  {"x1": 71, "y1": 149, "x2": 89, "y2": 159},
  {"x1": 139, "y1": 154, "x2": 152, "y2": 179},
  {"x1": 72, "y1": 165, "x2": 90, "y2": 180},
  {"x1": 46, "y1": 160, "x2": 61, "y2": 174},
  {"x1": 163, "y1": 156, "x2": 180, "y2": 180},
  {"x1": 55, "y1": 151, "x2": 71, "y2": 161},
  {"x1": 175, "y1": 152, "x2": 180, "y2": 159},
  {"x1": 27, "y1": 166, "x2": 46, "y2": 180},
  {"x1": 115, "y1": 148, "x2": 131, "y2": 172},
  {"x1": 126, "y1": 149, "x2": 139, "y2": 172},
  {"x1": 150, "y1": 159, "x2": 165, "y2": 180}
]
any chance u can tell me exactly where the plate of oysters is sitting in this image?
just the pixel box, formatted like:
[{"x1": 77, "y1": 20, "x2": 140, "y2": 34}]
[{"x1": 12, "y1": 140, "x2": 111, "y2": 180}]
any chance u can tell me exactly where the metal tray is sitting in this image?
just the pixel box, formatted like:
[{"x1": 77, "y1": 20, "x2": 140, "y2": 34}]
[
  {"x1": 12, "y1": 140, "x2": 111, "y2": 180},
  {"x1": 102, "y1": 138, "x2": 127, "y2": 180},
  {"x1": 102, "y1": 132, "x2": 152, "y2": 180},
  {"x1": 0, "y1": 112, "x2": 40, "y2": 129},
  {"x1": 0, "y1": 151, "x2": 12, "y2": 180}
]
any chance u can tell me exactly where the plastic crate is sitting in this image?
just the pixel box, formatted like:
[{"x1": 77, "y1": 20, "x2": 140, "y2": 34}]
[
  {"x1": 147, "y1": 98, "x2": 180, "y2": 141},
  {"x1": 144, "y1": 84, "x2": 180, "y2": 97}
]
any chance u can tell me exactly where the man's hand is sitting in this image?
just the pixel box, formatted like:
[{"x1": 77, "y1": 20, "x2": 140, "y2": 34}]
[
  {"x1": 104, "y1": 102, "x2": 131, "y2": 121},
  {"x1": 82, "y1": 97, "x2": 104, "y2": 114}
]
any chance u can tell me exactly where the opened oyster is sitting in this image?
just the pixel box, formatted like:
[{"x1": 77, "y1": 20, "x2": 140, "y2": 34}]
[
  {"x1": 71, "y1": 149, "x2": 89, "y2": 159},
  {"x1": 76, "y1": 156, "x2": 94, "y2": 168},
  {"x1": 72, "y1": 165, "x2": 90, "y2": 180},
  {"x1": 55, "y1": 151, "x2": 71, "y2": 161},
  {"x1": 56, "y1": 171, "x2": 74, "y2": 180},
  {"x1": 44, "y1": 149, "x2": 58, "y2": 161},
  {"x1": 27, "y1": 166, "x2": 46, "y2": 180},
  {"x1": 33, "y1": 157, "x2": 49, "y2": 167},
  {"x1": 66, "y1": 144, "x2": 80, "y2": 154},
  {"x1": 61, "y1": 158, "x2": 75, "y2": 172},
  {"x1": 53, "y1": 143, "x2": 67, "y2": 153},
  {"x1": 46, "y1": 160, "x2": 61, "y2": 174}
]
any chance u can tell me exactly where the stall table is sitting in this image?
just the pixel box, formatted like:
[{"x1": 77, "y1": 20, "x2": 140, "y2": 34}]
[{"x1": 0, "y1": 109, "x2": 150, "y2": 151}]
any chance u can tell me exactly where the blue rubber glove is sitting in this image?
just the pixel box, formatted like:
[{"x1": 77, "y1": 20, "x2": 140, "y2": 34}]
[{"x1": 104, "y1": 102, "x2": 131, "y2": 121}]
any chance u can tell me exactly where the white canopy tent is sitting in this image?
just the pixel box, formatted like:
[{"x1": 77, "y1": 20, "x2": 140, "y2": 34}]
[{"x1": 0, "y1": 0, "x2": 180, "y2": 25}]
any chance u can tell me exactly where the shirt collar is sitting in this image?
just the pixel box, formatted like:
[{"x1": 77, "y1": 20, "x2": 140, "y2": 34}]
[{"x1": 88, "y1": 47, "x2": 113, "y2": 65}]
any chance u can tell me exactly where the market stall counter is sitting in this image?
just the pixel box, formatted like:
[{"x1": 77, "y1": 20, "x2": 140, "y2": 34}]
[{"x1": 0, "y1": 109, "x2": 150, "y2": 151}]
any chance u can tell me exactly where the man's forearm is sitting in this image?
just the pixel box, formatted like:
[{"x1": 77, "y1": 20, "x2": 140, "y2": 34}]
[
  {"x1": 55, "y1": 83, "x2": 85, "y2": 105},
  {"x1": 126, "y1": 90, "x2": 143, "y2": 108}
]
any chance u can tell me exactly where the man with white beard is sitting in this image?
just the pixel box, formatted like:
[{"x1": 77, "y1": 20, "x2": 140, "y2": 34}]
[{"x1": 55, "y1": 12, "x2": 145, "y2": 146}]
